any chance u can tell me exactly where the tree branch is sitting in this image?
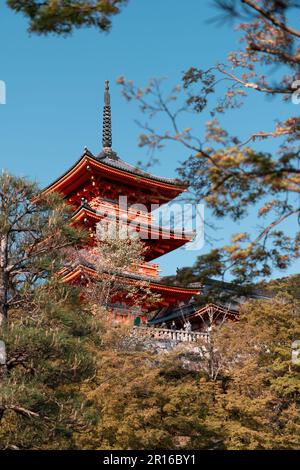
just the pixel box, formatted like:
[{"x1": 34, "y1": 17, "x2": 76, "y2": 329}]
[
  {"x1": 0, "y1": 405, "x2": 40, "y2": 420},
  {"x1": 252, "y1": 208, "x2": 300, "y2": 246},
  {"x1": 242, "y1": 0, "x2": 300, "y2": 38}
]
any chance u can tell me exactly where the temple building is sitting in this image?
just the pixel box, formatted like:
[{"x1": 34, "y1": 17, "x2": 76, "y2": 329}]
[{"x1": 43, "y1": 81, "x2": 201, "y2": 325}]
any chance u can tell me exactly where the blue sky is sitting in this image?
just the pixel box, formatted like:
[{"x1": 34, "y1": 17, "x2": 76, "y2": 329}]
[{"x1": 0, "y1": 0, "x2": 299, "y2": 278}]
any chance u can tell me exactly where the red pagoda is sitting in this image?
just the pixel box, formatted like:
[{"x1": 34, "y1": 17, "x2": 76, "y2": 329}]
[{"x1": 44, "y1": 81, "x2": 200, "y2": 323}]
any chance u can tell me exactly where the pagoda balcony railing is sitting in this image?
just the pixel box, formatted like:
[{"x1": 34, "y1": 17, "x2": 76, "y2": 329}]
[{"x1": 133, "y1": 326, "x2": 208, "y2": 343}]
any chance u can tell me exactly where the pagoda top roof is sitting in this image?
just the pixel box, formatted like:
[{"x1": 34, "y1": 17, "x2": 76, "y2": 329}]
[
  {"x1": 95, "y1": 149, "x2": 186, "y2": 186},
  {"x1": 43, "y1": 81, "x2": 188, "y2": 201},
  {"x1": 98, "y1": 81, "x2": 186, "y2": 187}
]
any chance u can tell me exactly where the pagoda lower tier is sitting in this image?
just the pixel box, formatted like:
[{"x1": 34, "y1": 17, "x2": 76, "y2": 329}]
[{"x1": 59, "y1": 262, "x2": 200, "y2": 324}]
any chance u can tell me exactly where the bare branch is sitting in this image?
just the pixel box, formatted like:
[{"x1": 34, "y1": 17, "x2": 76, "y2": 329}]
[{"x1": 242, "y1": 0, "x2": 300, "y2": 38}]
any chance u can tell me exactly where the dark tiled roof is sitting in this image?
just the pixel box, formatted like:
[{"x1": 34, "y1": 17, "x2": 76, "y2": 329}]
[
  {"x1": 44, "y1": 148, "x2": 188, "y2": 194},
  {"x1": 149, "y1": 301, "x2": 239, "y2": 325},
  {"x1": 190, "y1": 278, "x2": 272, "y2": 300}
]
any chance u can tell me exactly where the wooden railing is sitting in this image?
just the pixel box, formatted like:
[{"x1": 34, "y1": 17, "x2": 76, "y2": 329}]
[
  {"x1": 133, "y1": 326, "x2": 208, "y2": 343},
  {"x1": 127, "y1": 262, "x2": 160, "y2": 278}
]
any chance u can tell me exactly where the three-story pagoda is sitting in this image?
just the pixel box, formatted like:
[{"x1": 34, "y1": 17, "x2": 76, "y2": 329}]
[{"x1": 43, "y1": 82, "x2": 200, "y2": 322}]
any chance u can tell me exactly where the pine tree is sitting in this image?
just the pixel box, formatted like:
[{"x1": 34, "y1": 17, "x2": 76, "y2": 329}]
[
  {"x1": 0, "y1": 172, "x2": 101, "y2": 449},
  {"x1": 0, "y1": 171, "x2": 82, "y2": 325},
  {"x1": 6, "y1": 0, "x2": 128, "y2": 35},
  {"x1": 0, "y1": 284, "x2": 102, "y2": 449}
]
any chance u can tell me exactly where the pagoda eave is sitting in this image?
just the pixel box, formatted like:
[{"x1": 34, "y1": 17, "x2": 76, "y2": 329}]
[
  {"x1": 43, "y1": 151, "x2": 187, "y2": 206},
  {"x1": 71, "y1": 206, "x2": 195, "y2": 261},
  {"x1": 60, "y1": 264, "x2": 200, "y2": 306}
]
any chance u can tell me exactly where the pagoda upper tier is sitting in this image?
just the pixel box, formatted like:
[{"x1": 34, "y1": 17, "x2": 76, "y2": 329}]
[
  {"x1": 43, "y1": 147, "x2": 188, "y2": 209},
  {"x1": 44, "y1": 80, "x2": 188, "y2": 208}
]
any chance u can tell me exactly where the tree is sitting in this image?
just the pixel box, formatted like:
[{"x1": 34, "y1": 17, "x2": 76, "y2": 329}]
[
  {"x1": 7, "y1": 0, "x2": 128, "y2": 35},
  {"x1": 73, "y1": 291, "x2": 300, "y2": 450},
  {"x1": 0, "y1": 283, "x2": 102, "y2": 449},
  {"x1": 117, "y1": 0, "x2": 300, "y2": 282},
  {"x1": 0, "y1": 174, "x2": 103, "y2": 449},
  {"x1": 74, "y1": 325, "x2": 224, "y2": 450},
  {"x1": 210, "y1": 294, "x2": 300, "y2": 449},
  {"x1": 0, "y1": 172, "x2": 82, "y2": 325},
  {"x1": 260, "y1": 273, "x2": 300, "y2": 299},
  {"x1": 71, "y1": 221, "x2": 161, "y2": 317}
]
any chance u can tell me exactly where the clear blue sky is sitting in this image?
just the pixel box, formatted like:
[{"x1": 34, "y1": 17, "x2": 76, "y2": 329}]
[{"x1": 0, "y1": 0, "x2": 299, "y2": 279}]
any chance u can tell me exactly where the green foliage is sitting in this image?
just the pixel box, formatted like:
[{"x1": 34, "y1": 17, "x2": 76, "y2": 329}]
[
  {"x1": 7, "y1": 0, "x2": 128, "y2": 35},
  {"x1": 0, "y1": 285, "x2": 101, "y2": 449},
  {"x1": 1, "y1": 282, "x2": 299, "y2": 449},
  {"x1": 74, "y1": 294, "x2": 300, "y2": 450},
  {"x1": 211, "y1": 295, "x2": 300, "y2": 449},
  {"x1": 0, "y1": 171, "x2": 85, "y2": 323},
  {"x1": 76, "y1": 346, "x2": 224, "y2": 450},
  {"x1": 261, "y1": 274, "x2": 300, "y2": 299}
]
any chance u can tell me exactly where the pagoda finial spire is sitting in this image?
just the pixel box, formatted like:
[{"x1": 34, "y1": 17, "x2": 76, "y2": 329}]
[
  {"x1": 102, "y1": 80, "x2": 112, "y2": 149},
  {"x1": 98, "y1": 80, "x2": 118, "y2": 160}
]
